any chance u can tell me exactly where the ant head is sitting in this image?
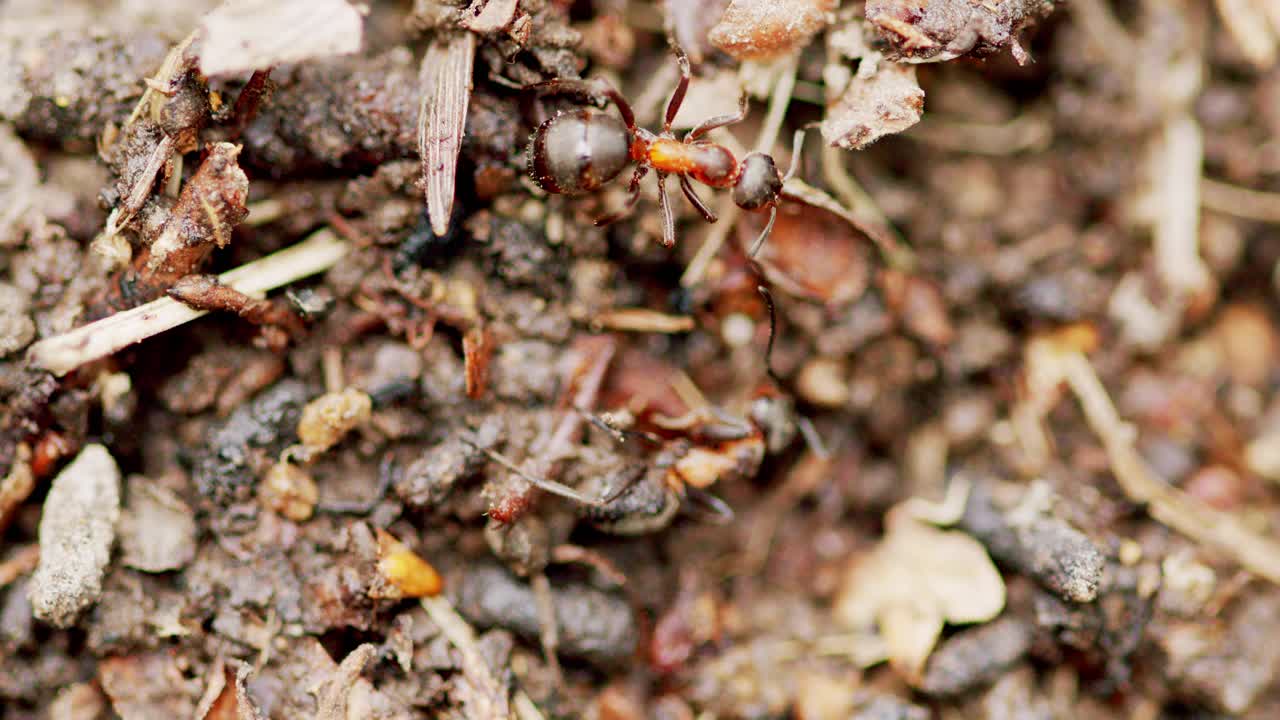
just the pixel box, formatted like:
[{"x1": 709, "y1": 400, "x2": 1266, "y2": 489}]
[
  {"x1": 732, "y1": 152, "x2": 784, "y2": 210},
  {"x1": 749, "y1": 391, "x2": 797, "y2": 454}
]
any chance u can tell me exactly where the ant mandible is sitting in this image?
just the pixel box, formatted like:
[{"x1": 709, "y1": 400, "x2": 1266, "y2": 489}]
[{"x1": 525, "y1": 50, "x2": 804, "y2": 254}]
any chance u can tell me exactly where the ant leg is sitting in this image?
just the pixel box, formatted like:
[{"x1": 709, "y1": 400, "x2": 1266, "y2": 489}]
[
  {"x1": 524, "y1": 77, "x2": 637, "y2": 132},
  {"x1": 748, "y1": 204, "x2": 778, "y2": 257},
  {"x1": 755, "y1": 284, "x2": 784, "y2": 388},
  {"x1": 462, "y1": 436, "x2": 605, "y2": 506},
  {"x1": 663, "y1": 51, "x2": 692, "y2": 133},
  {"x1": 599, "y1": 81, "x2": 637, "y2": 132},
  {"x1": 657, "y1": 173, "x2": 676, "y2": 247},
  {"x1": 594, "y1": 165, "x2": 650, "y2": 226},
  {"x1": 678, "y1": 175, "x2": 717, "y2": 223},
  {"x1": 682, "y1": 486, "x2": 735, "y2": 524},
  {"x1": 685, "y1": 92, "x2": 749, "y2": 142}
]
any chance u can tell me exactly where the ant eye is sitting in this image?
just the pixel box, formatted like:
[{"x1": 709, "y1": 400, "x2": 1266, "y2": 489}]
[{"x1": 733, "y1": 153, "x2": 783, "y2": 210}]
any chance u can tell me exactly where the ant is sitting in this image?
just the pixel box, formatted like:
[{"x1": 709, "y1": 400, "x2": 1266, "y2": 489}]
[
  {"x1": 576, "y1": 286, "x2": 802, "y2": 535},
  {"x1": 525, "y1": 50, "x2": 805, "y2": 254}
]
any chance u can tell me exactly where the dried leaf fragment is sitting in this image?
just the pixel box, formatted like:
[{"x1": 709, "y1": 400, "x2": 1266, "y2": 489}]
[
  {"x1": 199, "y1": 0, "x2": 364, "y2": 77},
  {"x1": 420, "y1": 33, "x2": 476, "y2": 236},
  {"x1": 835, "y1": 499, "x2": 1005, "y2": 681},
  {"x1": 746, "y1": 195, "x2": 872, "y2": 305},
  {"x1": 708, "y1": 0, "x2": 836, "y2": 61},
  {"x1": 374, "y1": 528, "x2": 443, "y2": 598},
  {"x1": 822, "y1": 62, "x2": 923, "y2": 150}
]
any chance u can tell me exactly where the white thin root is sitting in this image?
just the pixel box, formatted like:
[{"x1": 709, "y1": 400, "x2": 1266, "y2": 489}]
[
  {"x1": 1201, "y1": 177, "x2": 1280, "y2": 223},
  {"x1": 1029, "y1": 339, "x2": 1280, "y2": 585},
  {"x1": 1152, "y1": 112, "x2": 1211, "y2": 299},
  {"x1": 1214, "y1": 0, "x2": 1279, "y2": 68},
  {"x1": 27, "y1": 229, "x2": 348, "y2": 377},
  {"x1": 593, "y1": 308, "x2": 695, "y2": 333},
  {"x1": 420, "y1": 595, "x2": 513, "y2": 718}
]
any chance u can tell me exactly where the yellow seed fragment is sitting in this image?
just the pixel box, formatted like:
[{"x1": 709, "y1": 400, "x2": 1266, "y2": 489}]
[
  {"x1": 297, "y1": 388, "x2": 372, "y2": 454},
  {"x1": 375, "y1": 529, "x2": 443, "y2": 598},
  {"x1": 260, "y1": 461, "x2": 318, "y2": 521}
]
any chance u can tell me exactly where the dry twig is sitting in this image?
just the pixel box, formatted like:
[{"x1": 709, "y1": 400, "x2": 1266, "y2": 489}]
[{"x1": 28, "y1": 230, "x2": 349, "y2": 376}]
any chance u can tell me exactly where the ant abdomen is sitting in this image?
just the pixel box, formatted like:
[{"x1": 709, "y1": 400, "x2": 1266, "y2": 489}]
[{"x1": 527, "y1": 109, "x2": 631, "y2": 195}]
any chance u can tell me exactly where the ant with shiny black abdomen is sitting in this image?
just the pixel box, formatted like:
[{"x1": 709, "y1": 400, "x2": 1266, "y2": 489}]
[{"x1": 525, "y1": 49, "x2": 805, "y2": 255}]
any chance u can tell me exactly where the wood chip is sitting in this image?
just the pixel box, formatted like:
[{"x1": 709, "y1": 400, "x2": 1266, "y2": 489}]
[
  {"x1": 199, "y1": 0, "x2": 364, "y2": 77},
  {"x1": 419, "y1": 32, "x2": 476, "y2": 237}
]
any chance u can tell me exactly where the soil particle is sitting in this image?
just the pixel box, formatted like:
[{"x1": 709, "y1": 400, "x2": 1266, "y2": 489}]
[
  {"x1": 397, "y1": 429, "x2": 494, "y2": 508},
  {"x1": 918, "y1": 615, "x2": 1035, "y2": 696},
  {"x1": 960, "y1": 481, "x2": 1107, "y2": 603},
  {"x1": 241, "y1": 49, "x2": 420, "y2": 176},
  {"x1": 28, "y1": 444, "x2": 121, "y2": 628},
  {"x1": 865, "y1": 0, "x2": 1055, "y2": 63},
  {"x1": 194, "y1": 379, "x2": 310, "y2": 505},
  {"x1": 118, "y1": 475, "x2": 197, "y2": 573},
  {"x1": 1164, "y1": 593, "x2": 1280, "y2": 714},
  {"x1": 451, "y1": 563, "x2": 638, "y2": 669},
  {"x1": 851, "y1": 695, "x2": 930, "y2": 720},
  {"x1": 0, "y1": 27, "x2": 170, "y2": 148}
]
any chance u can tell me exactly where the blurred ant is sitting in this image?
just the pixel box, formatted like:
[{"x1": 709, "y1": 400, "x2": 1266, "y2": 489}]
[
  {"x1": 525, "y1": 50, "x2": 805, "y2": 253},
  {"x1": 577, "y1": 286, "x2": 803, "y2": 534}
]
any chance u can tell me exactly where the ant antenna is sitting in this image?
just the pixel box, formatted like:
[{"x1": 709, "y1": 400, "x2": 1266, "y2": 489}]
[
  {"x1": 578, "y1": 409, "x2": 664, "y2": 446},
  {"x1": 783, "y1": 125, "x2": 810, "y2": 182},
  {"x1": 748, "y1": 207, "x2": 778, "y2": 258},
  {"x1": 756, "y1": 284, "x2": 784, "y2": 388},
  {"x1": 749, "y1": 126, "x2": 811, "y2": 258},
  {"x1": 462, "y1": 435, "x2": 606, "y2": 507}
]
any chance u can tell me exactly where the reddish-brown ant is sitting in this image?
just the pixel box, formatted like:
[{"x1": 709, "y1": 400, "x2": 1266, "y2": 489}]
[
  {"x1": 525, "y1": 51, "x2": 805, "y2": 253},
  {"x1": 570, "y1": 285, "x2": 801, "y2": 535}
]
